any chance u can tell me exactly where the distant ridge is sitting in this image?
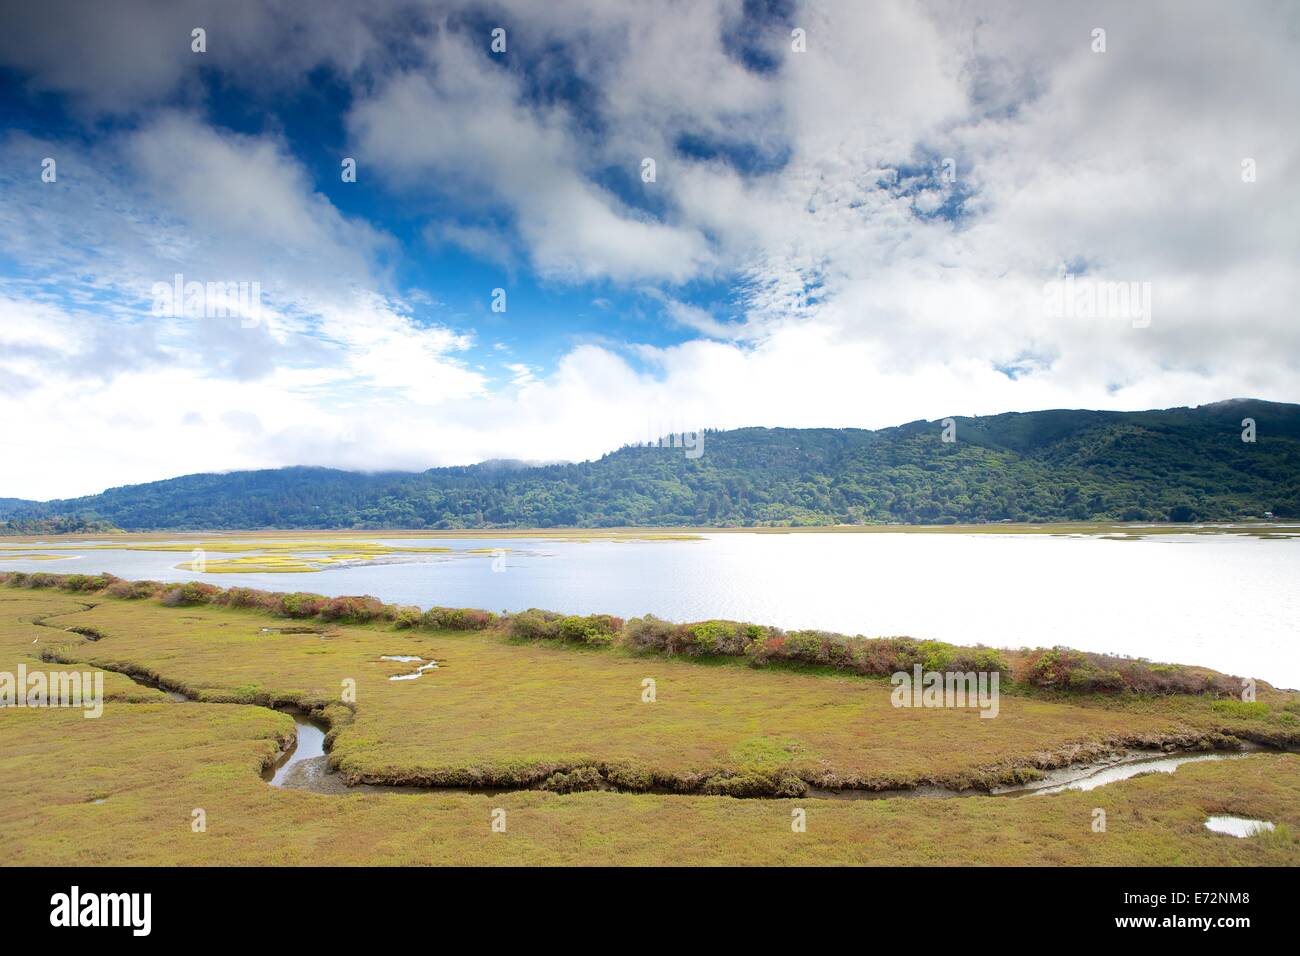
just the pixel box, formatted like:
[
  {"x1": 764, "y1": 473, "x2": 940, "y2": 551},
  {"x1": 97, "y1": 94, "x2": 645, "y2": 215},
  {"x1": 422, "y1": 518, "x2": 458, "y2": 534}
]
[{"x1": 2, "y1": 400, "x2": 1297, "y2": 530}]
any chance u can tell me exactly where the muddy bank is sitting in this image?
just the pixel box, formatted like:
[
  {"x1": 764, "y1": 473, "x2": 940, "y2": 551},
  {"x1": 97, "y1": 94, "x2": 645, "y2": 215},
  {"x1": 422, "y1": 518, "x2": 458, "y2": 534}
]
[
  {"x1": 805, "y1": 753, "x2": 1255, "y2": 801},
  {"x1": 320, "y1": 727, "x2": 1269, "y2": 799}
]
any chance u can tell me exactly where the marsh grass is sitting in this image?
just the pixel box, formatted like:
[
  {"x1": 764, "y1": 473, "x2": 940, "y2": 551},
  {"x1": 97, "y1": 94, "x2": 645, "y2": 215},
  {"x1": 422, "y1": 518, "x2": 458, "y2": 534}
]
[
  {"x1": 1, "y1": 701, "x2": 1297, "y2": 865},
  {"x1": 5, "y1": 584, "x2": 1296, "y2": 795},
  {"x1": 13, "y1": 569, "x2": 1260, "y2": 704},
  {"x1": 2, "y1": 587, "x2": 1299, "y2": 864}
]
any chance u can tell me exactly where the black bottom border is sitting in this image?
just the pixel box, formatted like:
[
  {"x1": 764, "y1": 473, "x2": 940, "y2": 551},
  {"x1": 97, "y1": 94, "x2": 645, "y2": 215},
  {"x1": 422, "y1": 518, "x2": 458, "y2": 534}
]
[{"x1": 5, "y1": 865, "x2": 1283, "y2": 940}]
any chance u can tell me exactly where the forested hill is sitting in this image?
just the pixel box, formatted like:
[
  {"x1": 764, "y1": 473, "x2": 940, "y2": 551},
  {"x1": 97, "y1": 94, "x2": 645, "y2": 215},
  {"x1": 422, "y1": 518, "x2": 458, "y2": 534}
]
[{"x1": 3, "y1": 399, "x2": 1298, "y2": 530}]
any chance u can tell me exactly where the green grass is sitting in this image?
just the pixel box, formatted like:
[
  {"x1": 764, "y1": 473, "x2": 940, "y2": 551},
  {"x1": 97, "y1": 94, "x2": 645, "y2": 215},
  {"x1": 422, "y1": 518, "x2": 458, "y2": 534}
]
[
  {"x1": 2, "y1": 701, "x2": 1298, "y2": 865},
  {"x1": 21, "y1": 591, "x2": 1299, "y2": 791},
  {"x1": 2, "y1": 588, "x2": 1298, "y2": 865}
]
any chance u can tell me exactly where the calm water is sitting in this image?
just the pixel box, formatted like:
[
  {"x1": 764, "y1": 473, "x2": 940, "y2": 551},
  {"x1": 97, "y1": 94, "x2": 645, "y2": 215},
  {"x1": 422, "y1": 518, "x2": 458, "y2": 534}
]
[
  {"x1": 1204, "y1": 816, "x2": 1276, "y2": 837},
  {"x1": 6, "y1": 532, "x2": 1299, "y2": 686}
]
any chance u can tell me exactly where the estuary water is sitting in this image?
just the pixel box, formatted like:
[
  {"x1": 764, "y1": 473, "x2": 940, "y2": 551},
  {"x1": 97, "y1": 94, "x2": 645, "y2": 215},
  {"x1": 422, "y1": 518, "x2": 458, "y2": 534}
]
[{"x1": 5, "y1": 531, "x2": 1298, "y2": 686}]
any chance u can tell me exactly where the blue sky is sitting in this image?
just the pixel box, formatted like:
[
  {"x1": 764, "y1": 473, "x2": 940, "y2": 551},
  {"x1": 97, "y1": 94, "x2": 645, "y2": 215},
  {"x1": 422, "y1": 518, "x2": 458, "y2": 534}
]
[
  {"x1": 1, "y1": 1, "x2": 1297, "y2": 498},
  {"x1": 0, "y1": 29, "x2": 747, "y2": 385}
]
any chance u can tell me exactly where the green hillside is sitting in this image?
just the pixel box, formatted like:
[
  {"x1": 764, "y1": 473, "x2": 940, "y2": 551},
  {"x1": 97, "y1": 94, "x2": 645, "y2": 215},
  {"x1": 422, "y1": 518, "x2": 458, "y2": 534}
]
[{"x1": 3, "y1": 399, "x2": 1297, "y2": 530}]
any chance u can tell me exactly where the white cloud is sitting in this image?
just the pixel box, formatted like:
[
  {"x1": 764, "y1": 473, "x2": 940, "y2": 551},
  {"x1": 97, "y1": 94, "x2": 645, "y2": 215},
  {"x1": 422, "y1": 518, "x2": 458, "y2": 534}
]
[
  {"x1": 1, "y1": 0, "x2": 1298, "y2": 499},
  {"x1": 0, "y1": 114, "x2": 486, "y2": 496},
  {"x1": 348, "y1": 29, "x2": 716, "y2": 283}
]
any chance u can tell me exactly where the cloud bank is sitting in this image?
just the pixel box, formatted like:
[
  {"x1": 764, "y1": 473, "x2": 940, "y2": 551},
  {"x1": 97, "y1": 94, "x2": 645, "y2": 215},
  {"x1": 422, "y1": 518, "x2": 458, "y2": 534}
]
[{"x1": 0, "y1": 0, "x2": 1297, "y2": 498}]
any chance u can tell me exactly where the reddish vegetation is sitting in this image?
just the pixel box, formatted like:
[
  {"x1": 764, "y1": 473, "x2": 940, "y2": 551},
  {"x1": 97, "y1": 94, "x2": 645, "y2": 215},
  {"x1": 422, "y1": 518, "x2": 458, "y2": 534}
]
[
  {"x1": 625, "y1": 615, "x2": 1011, "y2": 679},
  {"x1": 1017, "y1": 647, "x2": 1240, "y2": 697},
  {"x1": 0, "y1": 571, "x2": 1246, "y2": 696}
]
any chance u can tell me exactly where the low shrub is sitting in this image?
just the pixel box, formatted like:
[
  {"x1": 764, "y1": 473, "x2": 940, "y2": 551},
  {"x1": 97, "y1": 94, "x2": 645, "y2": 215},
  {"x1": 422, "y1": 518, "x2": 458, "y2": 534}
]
[
  {"x1": 105, "y1": 579, "x2": 163, "y2": 600},
  {"x1": 506, "y1": 608, "x2": 563, "y2": 641},
  {"x1": 1021, "y1": 648, "x2": 1123, "y2": 691},
  {"x1": 59, "y1": 573, "x2": 118, "y2": 592},
  {"x1": 160, "y1": 581, "x2": 221, "y2": 607},
  {"x1": 277, "y1": 592, "x2": 328, "y2": 619},
  {"x1": 13, "y1": 572, "x2": 60, "y2": 589},
  {"x1": 747, "y1": 630, "x2": 1010, "y2": 679},
  {"x1": 392, "y1": 606, "x2": 423, "y2": 629},
  {"x1": 624, "y1": 614, "x2": 677, "y2": 652},
  {"x1": 625, "y1": 613, "x2": 1015, "y2": 680},
  {"x1": 213, "y1": 587, "x2": 277, "y2": 610},
  {"x1": 555, "y1": 614, "x2": 623, "y2": 646},
  {"x1": 625, "y1": 616, "x2": 768, "y2": 656},
  {"x1": 423, "y1": 606, "x2": 497, "y2": 631},
  {"x1": 504, "y1": 610, "x2": 622, "y2": 646},
  {"x1": 684, "y1": 619, "x2": 761, "y2": 655},
  {"x1": 1019, "y1": 646, "x2": 1238, "y2": 696},
  {"x1": 319, "y1": 595, "x2": 388, "y2": 624},
  {"x1": 778, "y1": 629, "x2": 843, "y2": 665}
]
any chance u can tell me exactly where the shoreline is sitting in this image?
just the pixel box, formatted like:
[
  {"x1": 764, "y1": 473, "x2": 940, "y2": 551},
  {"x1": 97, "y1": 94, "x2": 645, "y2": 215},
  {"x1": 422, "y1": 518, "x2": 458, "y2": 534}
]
[
  {"x1": 7, "y1": 568, "x2": 1297, "y2": 695},
  {"x1": 3, "y1": 519, "x2": 1299, "y2": 544}
]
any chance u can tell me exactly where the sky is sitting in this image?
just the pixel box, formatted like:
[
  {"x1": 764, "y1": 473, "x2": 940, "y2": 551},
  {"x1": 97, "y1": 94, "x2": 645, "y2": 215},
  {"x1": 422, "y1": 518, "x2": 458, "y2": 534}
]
[{"x1": 0, "y1": 0, "x2": 1297, "y2": 500}]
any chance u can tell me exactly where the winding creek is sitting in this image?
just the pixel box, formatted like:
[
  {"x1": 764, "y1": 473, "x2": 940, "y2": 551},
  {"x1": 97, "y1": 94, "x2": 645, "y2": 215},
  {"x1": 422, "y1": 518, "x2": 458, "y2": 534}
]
[
  {"x1": 381, "y1": 654, "x2": 439, "y2": 680},
  {"x1": 261, "y1": 708, "x2": 1279, "y2": 801},
  {"x1": 30, "y1": 606, "x2": 1295, "y2": 803},
  {"x1": 263, "y1": 712, "x2": 327, "y2": 787}
]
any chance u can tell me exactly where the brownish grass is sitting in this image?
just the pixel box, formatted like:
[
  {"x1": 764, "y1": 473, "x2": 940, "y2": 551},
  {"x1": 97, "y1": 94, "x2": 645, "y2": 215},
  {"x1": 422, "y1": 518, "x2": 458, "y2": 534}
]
[{"x1": 4, "y1": 586, "x2": 1298, "y2": 866}]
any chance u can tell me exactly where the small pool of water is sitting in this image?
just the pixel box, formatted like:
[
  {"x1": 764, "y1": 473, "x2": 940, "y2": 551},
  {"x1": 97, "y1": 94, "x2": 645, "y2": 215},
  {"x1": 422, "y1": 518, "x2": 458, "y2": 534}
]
[
  {"x1": 384, "y1": 655, "x2": 439, "y2": 680},
  {"x1": 1204, "y1": 815, "x2": 1276, "y2": 837}
]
